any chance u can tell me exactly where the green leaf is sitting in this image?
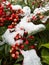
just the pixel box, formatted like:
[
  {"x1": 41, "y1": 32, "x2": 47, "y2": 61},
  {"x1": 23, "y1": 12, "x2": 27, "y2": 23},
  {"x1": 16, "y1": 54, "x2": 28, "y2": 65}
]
[
  {"x1": 0, "y1": 59, "x2": 2, "y2": 65},
  {"x1": 44, "y1": 10, "x2": 49, "y2": 16},
  {"x1": 0, "y1": 27, "x2": 7, "y2": 41},
  {"x1": 41, "y1": 49, "x2": 49, "y2": 56},
  {"x1": 46, "y1": 23, "x2": 49, "y2": 31},
  {"x1": 15, "y1": 55, "x2": 23, "y2": 63},
  {"x1": 39, "y1": 43, "x2": 49, "y2": 49},
  {"x1": 14, "y1": 64, "x2": 21, "y2": 65},
  {"x1": 0, "y1": 27, "x2": 7, "y2": 35},
  {"x1": 41, "y1": 48, "x2": 49, "y2": 65},
  {"x1": 0, "y1": 43, "x2": 11, "y2": 59},
  {"x1": 0, "y1": 44, "x2": 5, "y2": 51},
  {"x1": 42, "y1": 56, "x2": 49, "y2": 65},
  {"x1": 4, "y1": 44, "x2": 11, "y2": 55}
]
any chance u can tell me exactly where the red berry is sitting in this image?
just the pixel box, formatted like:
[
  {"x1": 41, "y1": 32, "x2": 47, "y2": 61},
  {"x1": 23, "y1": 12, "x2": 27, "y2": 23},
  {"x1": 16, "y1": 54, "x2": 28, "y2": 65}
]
[
  {"x1": 0, "y1": 23, "x2": 4, "y2": 26},
  {"x1": 14, "y1": 55, "x2": 17, "y2": 59},
  {"x1": 32, "y1": 16, "x2": 37, "y2": 21},
  {"x1": 37, "y1": 12, "x2": 41, "y2": 15},
  {"x1": 39, "y1": 15, "x2": 44, "y2": 19},
  {"x1": 11, "y1": 13, "x2": 16, "y2": 18},
  {"x1": 11, "y1": 54, "x2": 15, "y2": 58},
  {"x1": 14, "y1": 18, "x2": 18, "y2": 22},
  {"x1": 14, "y1": 34, "x2": 22, "y2": 40},
  {"x1": 24, "y1": 31, "x2": 28, "y2": 35},
  {"x1": 19, "y1": 35, "x2": 22, "y2": 39},
  {"x1": 14, "y1": 35, "x2": 19, "y2": 40},
  {"x1": 9, "y1": 17, "x2": 12, "y2": 20},
  {"x1": 16, "y1": 55, "x2": 19, "y2": 58},
  {"x1": 11, "y1": 45, "x2": 15, "y2": 49},
  {"x1": 25, "y1": 40, "x2": 29, "y2": 45},
  {"x1": 15, "y1": 46, "x2": 19, "y2": 50},
  {"x1": 8, "y1": 25, "x2": 13, "y2": 29},
  {"x1": 15, "y1": 51, "x2": 19, "y2": 55},
  {"x1": 2, "y1": 0, "x2": 6, "y2": 2},
  {"x1": 14, "y1": 54, "x2": 19, "y2": 59},
  {"x1": 24, "y1": 31, "x2": 28, "y2": 37},
  {"x1": 32, "y1": 2, "x2": 35, "y2": 5},
  {"x1": 0, "y1": 10, "x2": 3, "y2": 16},
  {"x1": 29, "y1": 35, "x2": 34, "y2": 39},
  {"x1": 15, "y1": 43, "x2": 20, "y2": 47},
  {"x1": 14, "y1": 55, "x2": 19, "y2": 59},
  {"x1": 6, "y1": 3, "x2": 11, "y2": 8},
  {"x1": 30, "y1": 45, "x2": 35, "y2": 49},
  {"x1": 20, "y1": 45, "x2": 24, "y2": 50}
]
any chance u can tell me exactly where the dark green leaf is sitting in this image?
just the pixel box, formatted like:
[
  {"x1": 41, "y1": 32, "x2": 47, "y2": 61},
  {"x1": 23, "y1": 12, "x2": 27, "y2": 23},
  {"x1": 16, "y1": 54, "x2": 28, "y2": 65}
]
[
  {"x1": 14, "y1": 64, "x2": 21, "y2": 65},
  {"x1": 41, "y1": 48, "x2": 49, "y2": 65},
  {"x1": 0, "y1": 59, "x2": 2, "y2": 65},
  {"x1": 39, "y1": 43, "x2": 49, "y2": 49},
  {"x1": 15, "y1": 55, "x2": 23, "y2": 63},
  {"x1": 42, "y1": 56, "x2": 49, "y2": 65}
]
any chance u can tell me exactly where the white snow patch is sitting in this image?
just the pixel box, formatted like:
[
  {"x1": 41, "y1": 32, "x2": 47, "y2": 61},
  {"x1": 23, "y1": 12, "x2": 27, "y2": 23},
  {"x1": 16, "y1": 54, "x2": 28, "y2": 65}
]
[
  {"x1": 21, "y1": 49, "x2": 42, "y2": 65},
  {"x1": 11, "y1": 5, "x2": 22, "y2": 10},
  {"x1": 23, "y1": 6, "x2": 31, "y2": 16}
]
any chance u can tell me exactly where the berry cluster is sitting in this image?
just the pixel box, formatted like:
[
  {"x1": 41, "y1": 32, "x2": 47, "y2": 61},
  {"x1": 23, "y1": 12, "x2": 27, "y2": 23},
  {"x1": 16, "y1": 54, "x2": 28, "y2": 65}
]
[
  {"x1": 0, "y1": 4, "x2": 6, "y2": 26},
  {"x1": 10, "y1": 34, "x2": 35, "y2": 59},
  {"x1": 32, "y1": 13, "x2": 44, "y2": 22},
  {"x1": 0, "y1": 1, "x2": 23, "y2": 27},
  {"x1": 10, "y1": 43, "x2": 20, "y2": 59}
]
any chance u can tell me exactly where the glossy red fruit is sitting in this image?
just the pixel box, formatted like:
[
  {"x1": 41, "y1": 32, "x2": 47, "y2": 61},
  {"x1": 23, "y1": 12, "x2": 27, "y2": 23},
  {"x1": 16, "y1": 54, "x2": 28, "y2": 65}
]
[
  {"x1": 24, "y1": 31, "x2": 28, "y2": 37},
  {"x1": 29, "y1": 35, "x2": 34, "y2": 39},
  {"x1": 15, "y1": 43, "x2": 20, "y2": 47},
  {"x1": 14, "y1": 18, "x2": 18, "y2": 22},
  {"x1": 0, "y1": 10, "x2": 3, "y2": 16},
  {"x1": 20, "y1": 45, "x2": 24, "y2": 50},
  {"x1": 40, "y1": 15, "x2": 44, "y2": 19},
  {"x1": 8, "y1": 25, "x2": 14, "y2": 29},
  {"x1": 32, "y1": 2, "x2": 35, "y2": 5},
  {"x1": 11, "y1": 45, "x2": 16, "y2": 49},
  {"x1": 11, "y1": 53, "x2": 15, "y2": 58},
  {"x1": 32, "y1": 16, "x2": 37, "y2": 21},
  {"x1": 15, "y1": 51, "x2": 19, "y2": 55},
  {"x1": 0, "y1": 23, "x2": 4, "y2": 26},
  {"x1": 30, "y1": 45, "x2": 35, "y2": 49},
  {"x1": 14, "y1": 35, "x2": 19, "y2": 40},
  {"x1": 16, "y1": 55, "x2": 19, "y2": 58},
  {"x1": 25, "y1": 40, "x2": 29, "y2": 45}
]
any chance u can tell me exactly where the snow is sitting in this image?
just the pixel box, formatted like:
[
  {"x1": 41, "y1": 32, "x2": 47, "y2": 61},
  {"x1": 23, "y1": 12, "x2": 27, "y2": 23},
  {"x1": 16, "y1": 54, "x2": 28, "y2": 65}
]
[
  {"x1": 2, "y1": 29, "x2": 24, "y2": 45},
  {"x1": 15, "y1": 16, "x2": 45, "y2": 34},
  {"x1": 0, "y1": 41, "x2": 5, "y2": 45},
  {"x1": 11, "y1": 5, "x2": 22, "y2": 10},
  {"x1": 0, "y1": 2, "x2": 49, "y2": 65},
  {"x1": 21, "y1": 49, "x2": 42, "y2": 65},
  {"x1": 41, "y1": 16, "x2": 49, "y2": 23},
  {"x1": 34, "y1": 2, "x2": 49, "y2": 15},
  {"x1": 2, "y1": 15, "x2": 45, "y2": 45},
  {"x1": 33, "y1": 2, "x2": 49, "y2": 23},
  {"x1": 2, "y1": 2, "x2": 49, "y2": 45},
  {"x1": 2, "y1": 1, "x2": 10, "y2": 5},
  {"x1": 23, "y1": 6, "x2": 31, "y2": 16},
  {"x1": 24, "y1": 0, "x2": 28, "y2": 4},
  {"x1": 15, "y1": 39, "x2": 23, "y2": 44}
]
